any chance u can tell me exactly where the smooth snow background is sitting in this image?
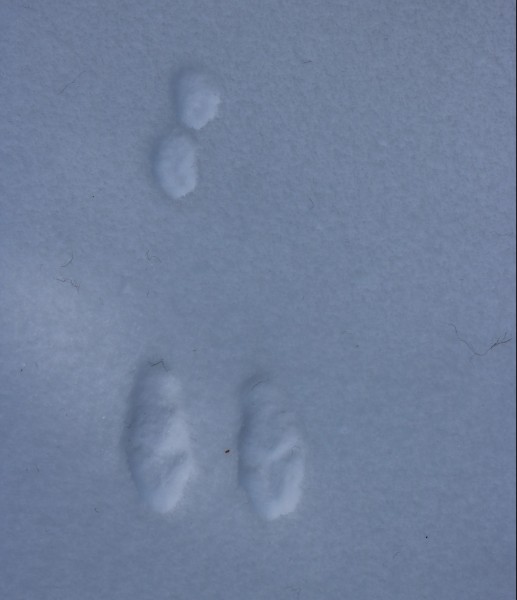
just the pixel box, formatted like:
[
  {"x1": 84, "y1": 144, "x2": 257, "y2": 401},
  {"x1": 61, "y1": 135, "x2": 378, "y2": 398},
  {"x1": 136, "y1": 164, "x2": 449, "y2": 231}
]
[{"x1": 1, "y1": 1, "x2": 515, "y2": 599}]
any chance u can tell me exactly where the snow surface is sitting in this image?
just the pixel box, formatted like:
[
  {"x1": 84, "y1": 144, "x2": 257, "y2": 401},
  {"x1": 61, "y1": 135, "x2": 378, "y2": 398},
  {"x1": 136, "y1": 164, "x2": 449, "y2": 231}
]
[
  {"x1": 1, "y1": 1, "x2": 515, "y2": 599},
  {"x1": 155, "y1": 133, "x2": 198, "y2": 200},
  {"x1": 176, "y1": 69, "x2": 221, "y2": 131},
  {"x1": 238, "y1": 380, "x2": 305, "y2": 520},
  {"x1": 125, "y1": 368, "x2": 194, "y2": 513}
]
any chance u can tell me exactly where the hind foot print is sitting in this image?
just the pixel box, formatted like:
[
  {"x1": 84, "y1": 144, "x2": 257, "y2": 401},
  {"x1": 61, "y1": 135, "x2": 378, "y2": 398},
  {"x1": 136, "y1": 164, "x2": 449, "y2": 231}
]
[
  {"x1": 238, "y1": 381, "x2": 305, "y2": 520},
  {"x1": 176, "y1": 70, "x2": 221, "y2": 131},
  {"x1": 155, "y1": 133, "x2": 197, "y2": 200},
  {"x1": 126, "y1": 370, "x2": 194, "y2": 513}
]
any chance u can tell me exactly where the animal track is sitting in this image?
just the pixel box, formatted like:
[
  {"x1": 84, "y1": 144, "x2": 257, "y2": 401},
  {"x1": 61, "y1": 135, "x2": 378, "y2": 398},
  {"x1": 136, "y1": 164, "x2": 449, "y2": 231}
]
[
  {"x1": 125, "y1": 369, "x2": 194, "y2": 513},
  {"x1": 155, "y1": 133, "x2": 198, "y2": 200},
  {"x1": 153, "y1": 69, "x2": 221, "y2": 200},
  {"x1": 176, "y1": 70, "x2": 221, "y2": 131},
  {"x1": 238, "y1": 381, "x2": 305, "y2": 520}
]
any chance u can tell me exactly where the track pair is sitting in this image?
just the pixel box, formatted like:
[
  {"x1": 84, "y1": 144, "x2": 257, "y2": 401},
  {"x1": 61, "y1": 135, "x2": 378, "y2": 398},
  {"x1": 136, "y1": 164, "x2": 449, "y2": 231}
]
[{"x1": 125, "y1": 368, "x2": 305, "y2": 520}]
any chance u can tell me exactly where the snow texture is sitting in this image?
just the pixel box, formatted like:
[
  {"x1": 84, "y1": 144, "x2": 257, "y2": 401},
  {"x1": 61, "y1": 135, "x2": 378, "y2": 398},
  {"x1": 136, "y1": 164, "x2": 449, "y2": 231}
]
[
  {"x1": 176, "y1": 70, "x2": 221, "y2": 130},
  {"x1": 154, "y1": 133, "x2": 197, "y2": 199},
  {"x1": 238, "y1": 381, "x2": 305, "y2": 520},
  {"x1": 125, "y1": 369, "x2": 193, "y2": 513},
  {"x1": 0, "y1": 1, "x2": 514, "y2": 599}
]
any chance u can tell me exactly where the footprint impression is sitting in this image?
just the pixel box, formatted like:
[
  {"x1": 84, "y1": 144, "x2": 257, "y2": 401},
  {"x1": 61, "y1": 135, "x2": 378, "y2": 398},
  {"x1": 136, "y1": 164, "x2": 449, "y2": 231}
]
[
  {"x1": 125, "y1": 368, "x2": 194, "y2": 513},
  {"x1": 154, "y1": 69, "x2": 221, "y2": 200},
  {"x1": 238, "y1": 380, "x2": 305, "y2": 520}
]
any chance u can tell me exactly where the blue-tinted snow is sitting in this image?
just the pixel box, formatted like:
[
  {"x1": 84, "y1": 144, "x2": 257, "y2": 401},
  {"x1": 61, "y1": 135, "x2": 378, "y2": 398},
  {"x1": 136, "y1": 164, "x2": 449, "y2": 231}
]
[{"x1": 0, "y1": 1, "x2": 515, "y2": 599}]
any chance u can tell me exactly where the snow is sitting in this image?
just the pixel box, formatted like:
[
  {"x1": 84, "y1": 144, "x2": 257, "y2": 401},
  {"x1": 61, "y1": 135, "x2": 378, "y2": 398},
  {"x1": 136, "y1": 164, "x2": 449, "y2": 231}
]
[
  {"x1": 155, "y1": 133, "x2": 198, "y2": 200},
  {"x1": 238, "y1": 380, "x2": 305, "y2": 520},
  {"x1": 176, "y1": 70, "x2": 221, "y2": 131},
  {"x1": 0, "y1": 1, "x2": 515, "y2": 599},
  {"x1": 125, "y1": 368, "x2": 194, "y2": 513}
]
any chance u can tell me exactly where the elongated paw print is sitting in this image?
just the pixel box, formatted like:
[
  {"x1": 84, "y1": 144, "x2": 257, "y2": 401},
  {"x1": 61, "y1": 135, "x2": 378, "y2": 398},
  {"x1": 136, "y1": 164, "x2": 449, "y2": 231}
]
[
  {"x1": 238, "y1": 381, "x2": 305, "y2": 520},
  {"x1": 125, "y1": 369, "x2": 194, "y2": 513}
]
